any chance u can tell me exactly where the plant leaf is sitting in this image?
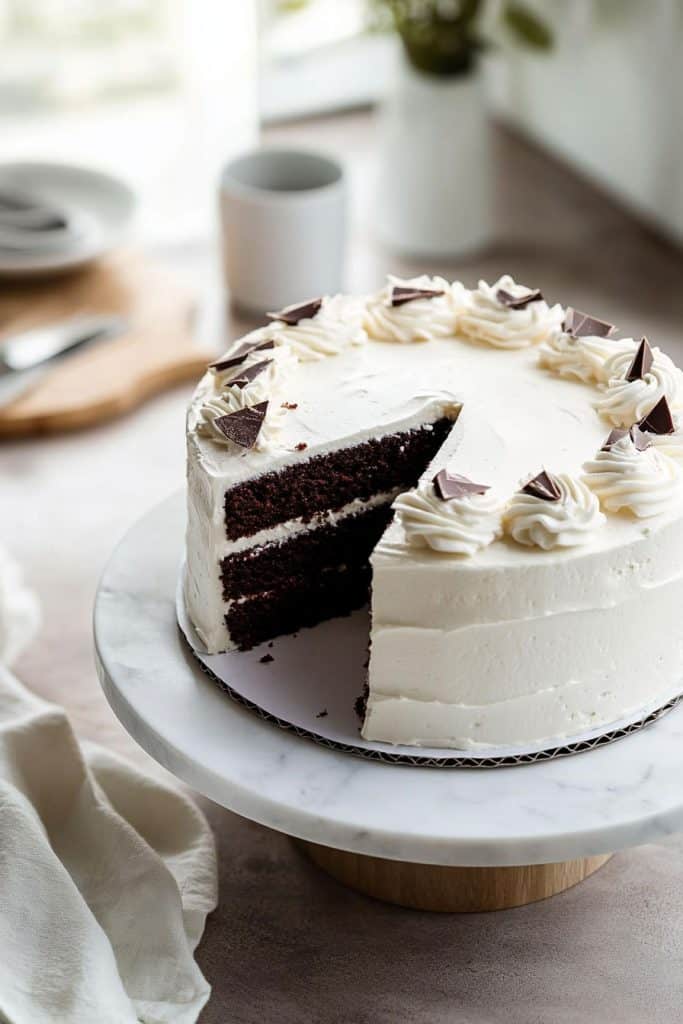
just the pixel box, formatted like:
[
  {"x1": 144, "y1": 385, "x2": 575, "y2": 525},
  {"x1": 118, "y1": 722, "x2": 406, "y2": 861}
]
[{"x1": 502, "y1": 2, "x2": 553, "y2": 50}]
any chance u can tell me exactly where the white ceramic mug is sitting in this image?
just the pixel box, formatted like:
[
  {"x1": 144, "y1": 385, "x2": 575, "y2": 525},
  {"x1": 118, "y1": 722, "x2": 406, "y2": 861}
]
[{"x1": 219, "y1": 147, "x2": 347, "y2": 314}]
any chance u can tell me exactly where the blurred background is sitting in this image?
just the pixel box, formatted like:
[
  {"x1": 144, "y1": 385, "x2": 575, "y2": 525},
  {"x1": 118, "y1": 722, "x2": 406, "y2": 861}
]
[{"x1": 2, "y1": 0, "x2": 681, "y2": 247}]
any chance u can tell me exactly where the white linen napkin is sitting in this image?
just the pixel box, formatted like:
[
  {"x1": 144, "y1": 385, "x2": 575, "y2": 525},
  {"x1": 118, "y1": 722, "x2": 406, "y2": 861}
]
[{"x1": 0, "y1": 546, "x2": 218, "y2": 1024}]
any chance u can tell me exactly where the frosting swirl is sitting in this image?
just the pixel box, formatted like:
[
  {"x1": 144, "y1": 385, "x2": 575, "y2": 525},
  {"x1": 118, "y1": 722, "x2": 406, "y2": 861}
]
[
  {"x1": 459, "y1": 275, "x2": 563, "y2": 350},
  {"x1": 594, "y1": 345, "x2": 683, "y2": 427},
  {"x1": 539, "y1": 333, "x2": 636, "y2": 384},
  {"x1": 582, "y1": 433, "x2": 682, "y2": 517},
  {"x1": 363, "y1": 275, "x2": 461, "y2": 343},
  {"x1": 642, "y1": 415, "x2": 683, "y2": 462},
  {"x1": 267, "y1": 294, "x2": 367, "y2": 361},
  {"x1": 504, "y1": 473, "x2": 605, "y2": 549},
  {"x1": 394, "y1": 482, "x2": 503, "y2": 556},
  {"x1": 196, "y1": 388, "x2": 283, "y2": 451},
  {"x1": 198, "y1": 336, "x2": 295, "y2": 450}
]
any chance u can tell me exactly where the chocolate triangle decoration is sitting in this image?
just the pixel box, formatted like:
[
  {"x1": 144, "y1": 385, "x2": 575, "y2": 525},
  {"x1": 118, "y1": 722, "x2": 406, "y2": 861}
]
[
  {"x1": 210, "y1": 339, "x2": 274, "y2": 373},
  {"x1": 601, "y1": 428, "x2": 630, "y2": 451},
  {"x1": 214, "y1": 401, "x2": 268, "y2": 448},
  {"x1": 390, "y1": 285, "x2": 445, "y2": 307},
  {"x1": 638, "y1": 396, "x2": 675, "y2": 435},
  {"x1": 602, "y1": 427, "x2": 650, "y2": 452},
  {"x1": 521, "y1": 470, "x2": 561, "y2": 501},
  {"x1": 226, "y1": 358, "x2": 272, "y2": 389},
  {"x1": 433, "y1": 469, "x2": 489, "y2": 501},
  {"x1": 266, "y1": 298, "x2": 322, "y2": 326},
  {"x1": 563, "y1": 307, "x2": 615, "y2": 339},
  {"x1": 625, "y1": 338, "x2": 654, "y2": 382},
  {"x1": 496, "y1": 287, "x2": 543, "y2": 310}
]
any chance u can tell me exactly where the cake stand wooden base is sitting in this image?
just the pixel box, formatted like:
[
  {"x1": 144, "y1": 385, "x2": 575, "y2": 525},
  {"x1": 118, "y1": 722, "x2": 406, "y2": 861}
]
[{"x1": 298, "y1": 841, "x2": 613, "y2": 912}]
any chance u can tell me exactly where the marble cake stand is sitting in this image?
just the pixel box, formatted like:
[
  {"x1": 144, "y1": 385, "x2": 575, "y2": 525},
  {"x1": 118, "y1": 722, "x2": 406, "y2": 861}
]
[{"x1": 94, "y1": 494, "x2": 683, "y2": 912}]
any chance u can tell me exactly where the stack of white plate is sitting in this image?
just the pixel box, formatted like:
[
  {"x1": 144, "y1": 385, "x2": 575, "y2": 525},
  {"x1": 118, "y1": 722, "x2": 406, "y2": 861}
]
[{"x1": 0, "y1": 163, "x2": 135, "y2": 279}]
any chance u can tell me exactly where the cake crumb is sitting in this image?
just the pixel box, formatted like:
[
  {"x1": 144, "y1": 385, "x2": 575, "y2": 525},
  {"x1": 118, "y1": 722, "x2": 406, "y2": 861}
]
[
  {"x1": 259, "y1": 654, "x2": 274, "y2": 664},
  {"x1": 267, "y1": 641, "x2": 274, "y2": 648},
  {"x1": 316, "y1": 709, "x2": 328, "y2": 719},
  {"x1": 281, "y1": 401, "x2": 298, "y2": 410},
  {"x1": 294, "y1": 442, "x2": 308, "y2": 451}
]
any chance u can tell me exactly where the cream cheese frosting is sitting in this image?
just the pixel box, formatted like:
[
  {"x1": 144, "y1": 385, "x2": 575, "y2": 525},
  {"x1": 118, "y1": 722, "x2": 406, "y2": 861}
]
[
  {"x1": 458, "y1": 274, "x2": 563, "y2": 350},
  {"x1": 186, "y1": 275, "x2": 683, "y2": 751}
]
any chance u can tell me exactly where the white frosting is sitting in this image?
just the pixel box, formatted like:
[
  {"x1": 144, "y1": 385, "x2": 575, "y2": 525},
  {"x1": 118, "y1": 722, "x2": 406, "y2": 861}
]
[
  {"x1": 643, "y1": 416, "x2": 683, "y2": 462},
  {"x1": 197, "y1": 337, "x2": 296, "y2": 452},
  {"x1": 539, "y1": 332, "x2": 637, "y2": 383},
  {"x1": 393, "y1": 483, "x2": 503, "y2": 556},
  {"x1": 504, "y1": 473, "x2": 605, "y2": 550},
  {"x1": 363, "y1": 275, "x2": 461, "y2": 343},
  {"x1": 186, "y1": 276, "x2": 683, "y2": 751},
  {"x1": 0, "y1": 544, "x2": 41, "y2": 666},
  {"x1": 267, "y1": 294, "x2": 367, "y2": 361},
  {"x1": 459, "y1": 274, "x2": 563, "y2": 350},
  {"x1": 595, "y1": 345, "x2": 683, "y2": 426},
  {"x1": 582, "y1": 433, "x2": 683, "y2": 517}
]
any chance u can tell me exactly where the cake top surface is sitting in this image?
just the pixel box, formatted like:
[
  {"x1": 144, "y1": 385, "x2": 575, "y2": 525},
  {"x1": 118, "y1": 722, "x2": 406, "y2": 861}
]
[{"x1": 187, "y1": 274, "x2": 683, "y2": 566}]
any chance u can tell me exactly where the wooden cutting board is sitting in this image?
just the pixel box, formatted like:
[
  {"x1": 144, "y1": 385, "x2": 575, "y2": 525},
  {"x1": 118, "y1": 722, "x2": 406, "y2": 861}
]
[{"x1": 0, "y1": 250, "x2": 211, "y2": 436}]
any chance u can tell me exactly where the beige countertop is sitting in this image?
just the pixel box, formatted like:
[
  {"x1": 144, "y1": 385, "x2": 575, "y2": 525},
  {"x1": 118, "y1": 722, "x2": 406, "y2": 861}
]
[{"x1": 4, "y1": 111, "x2": 683, "y2": 1022}]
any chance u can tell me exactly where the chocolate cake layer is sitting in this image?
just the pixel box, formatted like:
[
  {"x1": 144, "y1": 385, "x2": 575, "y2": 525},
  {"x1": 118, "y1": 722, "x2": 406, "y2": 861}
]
[
  {"x1": 225, "y1": 565, "x2": 371, "y2": 650},
  {"x1": 223, "y1": 417, "x2": 454, "y2": 541},
  {"x1": 221, "y1": 503, "x2": 393, "y2": 599}
]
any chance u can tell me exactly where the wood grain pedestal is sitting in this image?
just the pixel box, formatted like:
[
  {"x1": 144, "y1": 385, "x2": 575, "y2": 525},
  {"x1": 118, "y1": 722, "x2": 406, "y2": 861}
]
[{"x1": 299, "y1": 841, "x2": 613, "y2": 912}]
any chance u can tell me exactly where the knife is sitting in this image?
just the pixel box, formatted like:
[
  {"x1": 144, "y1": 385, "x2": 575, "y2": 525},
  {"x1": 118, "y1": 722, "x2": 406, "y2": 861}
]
[{"x1": 0, "y1": 314, "x2": 127, "y2": 409}]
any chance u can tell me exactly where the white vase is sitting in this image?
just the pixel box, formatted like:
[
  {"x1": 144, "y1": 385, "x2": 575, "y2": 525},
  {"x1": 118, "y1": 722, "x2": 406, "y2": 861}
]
[{"x1": 376, "y1": 58, "x2": 492, "y2": 259}]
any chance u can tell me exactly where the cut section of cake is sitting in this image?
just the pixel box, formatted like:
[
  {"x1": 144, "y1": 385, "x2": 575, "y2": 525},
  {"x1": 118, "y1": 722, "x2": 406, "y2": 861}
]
[{"x1": 186, "y1": 275, "x2": 683, "y2": 751}]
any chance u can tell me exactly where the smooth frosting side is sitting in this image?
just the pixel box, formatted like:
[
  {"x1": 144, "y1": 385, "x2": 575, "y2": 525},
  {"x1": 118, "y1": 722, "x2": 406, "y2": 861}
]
[
  {"x1": 504, "y1": 473, "x2": 605, "y2": 550},
  {"x1": 459, "y1": 274, "x2": 563, "y2": 350},
  {"x1": 367, "y1": 514, "x2": 683, "y2": 747},
  {"x1": 582, "y1": 433, "x2": 683, "y2": 517},
  {"x1": 393, "y1": 483, "x2": 503, "y2": 556},
  {"x1": 363, "y1": 275, "x2": 461, "y2": 343}
]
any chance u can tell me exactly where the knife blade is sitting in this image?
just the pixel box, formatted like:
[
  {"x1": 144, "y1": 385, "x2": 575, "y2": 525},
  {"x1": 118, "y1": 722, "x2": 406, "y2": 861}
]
[{"x1": 0, "y1": 314, "x2": 127, "y2": 410}]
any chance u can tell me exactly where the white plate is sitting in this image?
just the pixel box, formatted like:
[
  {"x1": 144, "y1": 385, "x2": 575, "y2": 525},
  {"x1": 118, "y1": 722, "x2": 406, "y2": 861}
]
[{"x1": 0, "y1": 162, "x2": 135, "y2": 278}]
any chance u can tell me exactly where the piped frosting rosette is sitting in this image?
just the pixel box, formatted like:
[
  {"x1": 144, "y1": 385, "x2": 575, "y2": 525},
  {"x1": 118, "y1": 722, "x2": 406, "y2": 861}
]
[
  {"x1": 504, "y1": 470, "x2": 605, "y2": 550},
  {"x1": 538, "y1": 306, "x2": 637, "y2": 383},
  {"x1": 197, "y1": 329, "x2": 295, "y2": 451},
  {"x1": 394, "y1": 469, "x2": 503, "y2": 556},
  {"x1": 458, "y1": 274, "x2": 563, "y2": 350},
  {"x1": 582, "y1": 429, "x2": 683, "y2": 518},
  {"x1": 637, "y1": 398, "x2": 683, "y2": 462},
  {"x1": 266, "y1": 295, "x2": 367, "y2": 360},
  {"x1": 594, "y1": 338, "x2": 683, "y2": 428},
  {"x1": 363, "y1": 275, "x2": 462, "y2": 343}
]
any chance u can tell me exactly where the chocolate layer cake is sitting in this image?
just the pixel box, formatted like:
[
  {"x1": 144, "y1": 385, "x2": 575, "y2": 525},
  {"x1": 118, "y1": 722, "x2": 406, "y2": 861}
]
[{"x1": 186, "y1": 277, "x2": 683, "y2": 750}]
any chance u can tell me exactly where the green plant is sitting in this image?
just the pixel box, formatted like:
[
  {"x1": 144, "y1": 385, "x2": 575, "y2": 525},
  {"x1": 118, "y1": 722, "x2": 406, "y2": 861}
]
[{"x1": 371, "y1": 0, "x2": 552, "y2": 76}]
